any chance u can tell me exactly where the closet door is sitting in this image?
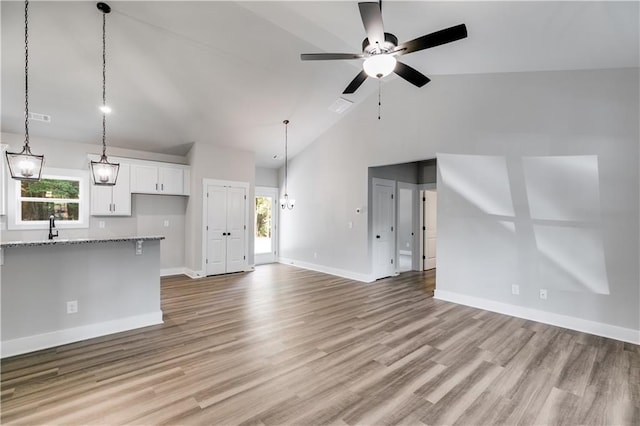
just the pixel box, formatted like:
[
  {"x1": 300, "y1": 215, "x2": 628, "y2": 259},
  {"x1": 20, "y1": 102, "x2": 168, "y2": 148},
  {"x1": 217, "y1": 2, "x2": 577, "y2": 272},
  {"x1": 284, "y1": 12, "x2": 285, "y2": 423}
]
[
  {"x1": 225, "y1": 186, "x2": 246, "y2": 273},
  {"x1": 206, "y1": 185, "x2": 228, "y2": 275}
]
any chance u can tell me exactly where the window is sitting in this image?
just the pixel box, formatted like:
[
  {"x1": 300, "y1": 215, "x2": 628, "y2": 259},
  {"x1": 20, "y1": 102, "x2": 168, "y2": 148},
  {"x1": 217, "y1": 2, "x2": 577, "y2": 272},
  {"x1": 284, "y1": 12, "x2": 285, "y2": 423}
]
[{"x1": 8, "y1": 168, "x2": 89, "y2": 230}]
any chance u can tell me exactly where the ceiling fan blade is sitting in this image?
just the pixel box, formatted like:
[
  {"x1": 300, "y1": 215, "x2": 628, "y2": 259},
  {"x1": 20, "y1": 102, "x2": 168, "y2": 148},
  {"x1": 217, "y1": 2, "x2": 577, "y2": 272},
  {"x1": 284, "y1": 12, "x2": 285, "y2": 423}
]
[
  {"x1": 301, "y1": 53, "x2": 364, "y2": 61},
  {"x1": 359, "y1": 2, "x2": 385, "y2": 47},
  {"x1": 394, "y1": 61, "x2": 430, "y2": 88},
  {"x1": 396, "y1": 24, "x2": 467, "y2": 56},
  {"x1": 343, "y1": 70, "x2": 368, "y2": 94}
]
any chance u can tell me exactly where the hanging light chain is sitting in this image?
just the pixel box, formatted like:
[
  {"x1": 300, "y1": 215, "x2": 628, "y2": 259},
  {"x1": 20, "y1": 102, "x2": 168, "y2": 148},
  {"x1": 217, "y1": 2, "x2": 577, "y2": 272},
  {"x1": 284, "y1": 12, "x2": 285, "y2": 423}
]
[
  {"x1": 101, "y1": 9, "x2": 107, "y2": 158},
  {"x1": 378, "y1": 79, "x2": 382, "y2": 120},
  {"x1": 284, "y1": 119, "x2": 289, "y2": 195},
  {"x1": 24, "y1": 0, "x2": 30, "y2": 149}
]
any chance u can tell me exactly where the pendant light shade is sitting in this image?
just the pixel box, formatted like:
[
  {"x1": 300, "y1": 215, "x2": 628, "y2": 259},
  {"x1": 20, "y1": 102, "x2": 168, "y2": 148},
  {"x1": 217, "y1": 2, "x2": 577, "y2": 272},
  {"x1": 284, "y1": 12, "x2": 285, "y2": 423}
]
[
  {"x1": 90, "y1": 2, "x2": 119, "y2": 186},
  {"x1": 279, "y1": 120, "x2": 295, "y2": 210},
  {"x1": 6, "y1": 0, "x2": 45, "y2": 181},
  {"x1": 91, "y1": 155, "x2": 119, "y2": 184},
  {"x1": 6, "y1": 146, "x2": 44, "y2": 181}
]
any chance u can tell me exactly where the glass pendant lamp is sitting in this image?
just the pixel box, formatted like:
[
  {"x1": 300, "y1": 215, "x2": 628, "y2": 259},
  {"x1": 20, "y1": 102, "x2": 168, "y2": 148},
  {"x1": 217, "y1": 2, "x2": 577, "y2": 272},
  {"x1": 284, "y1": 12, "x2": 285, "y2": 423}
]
[
  {"x1": 6, "y1": 0, "x2": 45, "y2": 181},
  {"x1": 90, "y1": 2, "x2": 119, "y2": 185}
]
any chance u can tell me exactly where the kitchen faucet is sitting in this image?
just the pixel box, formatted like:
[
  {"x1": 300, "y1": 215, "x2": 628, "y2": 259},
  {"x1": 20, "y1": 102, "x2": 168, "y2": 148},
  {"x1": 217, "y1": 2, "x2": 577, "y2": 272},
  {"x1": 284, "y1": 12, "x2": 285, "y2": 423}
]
[{"x1": 48, "y1": 215, "x2": 59, "y2": 240}]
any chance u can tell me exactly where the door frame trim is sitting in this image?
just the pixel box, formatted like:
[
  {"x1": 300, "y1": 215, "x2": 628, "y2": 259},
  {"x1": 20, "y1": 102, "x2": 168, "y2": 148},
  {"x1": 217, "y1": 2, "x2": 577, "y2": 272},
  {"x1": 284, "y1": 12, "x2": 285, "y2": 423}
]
[
  {"x1": 201, "y1": 178, "x2": 250, "y2": 276},
  {"x1": 255, "y1": 186, "x2": 278, "y2": 265}
]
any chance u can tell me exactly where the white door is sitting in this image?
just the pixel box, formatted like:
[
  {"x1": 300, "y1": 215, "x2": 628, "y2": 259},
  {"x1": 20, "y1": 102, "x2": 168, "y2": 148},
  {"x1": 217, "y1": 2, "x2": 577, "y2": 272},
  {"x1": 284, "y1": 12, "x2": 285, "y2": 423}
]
[
  {"x1": 424, "y1": 190, "x2": 437, "y2": 270},
  {"x1": 373, "y1": 178, "x2": 396, "y2": 279},
  {"x1": 225, "y1": 186, "x2": 246, "y2": 273},
  {"x1": 206, "y1": 185, "x2": 228, "y2": 275},
  {"x1": 255, "y1": 187, "x2": 277, "y2": 265}
]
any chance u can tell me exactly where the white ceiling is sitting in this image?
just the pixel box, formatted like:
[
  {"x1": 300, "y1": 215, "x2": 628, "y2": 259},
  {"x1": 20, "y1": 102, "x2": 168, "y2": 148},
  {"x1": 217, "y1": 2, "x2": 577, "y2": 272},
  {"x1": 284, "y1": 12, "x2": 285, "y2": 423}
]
[{"x1": 1, "y1": 1, "x2": 638, "y2": 167}]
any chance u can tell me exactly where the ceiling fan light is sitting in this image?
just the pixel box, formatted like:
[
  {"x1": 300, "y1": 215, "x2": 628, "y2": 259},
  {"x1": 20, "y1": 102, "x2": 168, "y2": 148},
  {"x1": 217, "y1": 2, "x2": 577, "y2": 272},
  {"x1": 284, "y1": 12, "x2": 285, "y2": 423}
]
[{"x1": 363, "y1": 54, "x2": 397, "y2": 79}]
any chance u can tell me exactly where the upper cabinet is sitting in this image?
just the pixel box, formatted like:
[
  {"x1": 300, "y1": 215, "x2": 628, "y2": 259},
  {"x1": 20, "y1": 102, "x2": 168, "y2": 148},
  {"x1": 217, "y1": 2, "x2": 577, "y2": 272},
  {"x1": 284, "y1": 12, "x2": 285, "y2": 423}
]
[
  {"x1": 131, "y1": 162, "x2": 190, "y2": 196},
  {"x1": 91, "y1": 163, "x2": 131, "y2": 216},
  {"x1": 89, "y1": 155, "x2": 190, "y2": 217}
]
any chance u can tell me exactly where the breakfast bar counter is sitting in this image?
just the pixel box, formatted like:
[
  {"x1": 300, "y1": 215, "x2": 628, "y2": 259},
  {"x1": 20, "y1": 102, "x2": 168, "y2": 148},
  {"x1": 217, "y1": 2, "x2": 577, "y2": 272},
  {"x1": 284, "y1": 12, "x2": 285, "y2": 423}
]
[{"x1": 0, "y1": 236, "x2": 165, "y2": 358}]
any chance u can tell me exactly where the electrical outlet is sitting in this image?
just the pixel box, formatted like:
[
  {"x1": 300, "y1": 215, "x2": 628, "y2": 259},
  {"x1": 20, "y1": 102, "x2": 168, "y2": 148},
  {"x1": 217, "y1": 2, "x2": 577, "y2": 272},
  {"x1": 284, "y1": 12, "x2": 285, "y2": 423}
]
[
  {"x1": 164, "y1": 220, "x2": 170, "y2": 227},
  {"x1": 313, "y1": 252, "x2": 318, "y2": 259},
  {"x1": 348, "y1": 221, "x2": 353, "y2": 229},
  {"x1": 511, "y1": 284, "x2": 520, "y2": 295},
  {"x1": 67, "y1": 300, "x2": 78, "y2": 314},
  {"x1": 539, "y1": 289, "x2": 548, "y2": 300},
  {"x1": 99, "y1": 221, "x2": 105, "y2": 229}
]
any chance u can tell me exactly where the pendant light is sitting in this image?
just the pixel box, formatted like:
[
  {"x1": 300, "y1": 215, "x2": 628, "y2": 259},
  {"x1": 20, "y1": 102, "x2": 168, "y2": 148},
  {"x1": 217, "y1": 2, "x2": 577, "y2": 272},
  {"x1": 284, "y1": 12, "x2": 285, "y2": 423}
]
[
  {"x1": 90, "y1": 2, "x2": 119, "y2": 185},
  {"x1": 5, "y1": 0, "x2": 45, "y2": 181},
  {"x1": 279, "y1": 120, "x2": 295, "y2": 210}
]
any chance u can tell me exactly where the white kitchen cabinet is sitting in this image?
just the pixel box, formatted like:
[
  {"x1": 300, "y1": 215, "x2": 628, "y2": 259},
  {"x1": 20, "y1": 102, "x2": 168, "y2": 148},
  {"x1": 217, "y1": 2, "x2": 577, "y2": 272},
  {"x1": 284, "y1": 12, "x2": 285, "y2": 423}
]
[
  {"x1": 131, "y1": 163, "x2": 188, "y2": 195},
  {"x1": 90, "y1": 163, "x2": 131, "y2": 216}
]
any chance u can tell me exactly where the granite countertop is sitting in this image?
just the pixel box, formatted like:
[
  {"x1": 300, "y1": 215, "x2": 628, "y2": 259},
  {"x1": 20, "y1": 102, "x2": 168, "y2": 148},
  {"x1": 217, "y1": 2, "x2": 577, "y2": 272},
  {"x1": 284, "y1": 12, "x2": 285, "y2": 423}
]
[{"x1": 0, "y1": 236, "x2": 165, "y2": 248}]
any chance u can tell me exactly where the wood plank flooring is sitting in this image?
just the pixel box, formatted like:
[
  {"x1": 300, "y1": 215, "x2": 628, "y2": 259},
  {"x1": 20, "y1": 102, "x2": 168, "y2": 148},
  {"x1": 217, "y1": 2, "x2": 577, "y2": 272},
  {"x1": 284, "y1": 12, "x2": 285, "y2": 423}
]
[{"x1": 1, "y1": 264, "x2": 638, "y2": 425}]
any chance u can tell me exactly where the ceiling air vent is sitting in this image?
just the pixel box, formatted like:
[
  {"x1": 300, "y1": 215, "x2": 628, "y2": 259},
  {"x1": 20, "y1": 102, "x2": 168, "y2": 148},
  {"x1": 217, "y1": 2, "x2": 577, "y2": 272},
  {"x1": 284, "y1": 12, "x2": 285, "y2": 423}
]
[
  {"x1": 328, "y1": 97, "x2": 353, "y2": 114},
  {"x1": 28, "y1": 112, "x2": 51, "y2": 123}
]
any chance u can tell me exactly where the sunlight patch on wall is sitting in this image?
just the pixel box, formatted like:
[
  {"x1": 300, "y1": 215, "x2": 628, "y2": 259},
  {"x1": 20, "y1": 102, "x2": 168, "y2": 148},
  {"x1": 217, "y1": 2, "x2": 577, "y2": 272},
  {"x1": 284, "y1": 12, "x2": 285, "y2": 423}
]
[
  {"x1": 523, "y1": 155, "x2": 601, "y2": 222},
  {"x1": 438, "y1": 154, "x2": 515, "y2": 217},
  {"x1": 534, "y1": 225, "x2": 610, "y2": 294}
]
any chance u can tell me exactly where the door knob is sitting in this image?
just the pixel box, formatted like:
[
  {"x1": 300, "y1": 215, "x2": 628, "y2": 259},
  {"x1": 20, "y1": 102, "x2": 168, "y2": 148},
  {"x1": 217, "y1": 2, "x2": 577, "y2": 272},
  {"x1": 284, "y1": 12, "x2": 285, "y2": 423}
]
[
  {"x1": 376, "y1": 235, "x2": 380, "y2": 239},
  {"x1": 227, "y1": 232, "x2": 231, "y2": 236},
  {"x1": 222, "y1": 232, "x2": 227, "y2": 236}
]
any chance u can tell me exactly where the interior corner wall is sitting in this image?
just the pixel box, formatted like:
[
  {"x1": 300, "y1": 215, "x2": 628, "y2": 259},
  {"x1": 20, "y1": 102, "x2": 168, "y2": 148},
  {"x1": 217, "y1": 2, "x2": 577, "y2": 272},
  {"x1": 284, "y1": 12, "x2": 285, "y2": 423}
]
[
  {"x1": 279, "y1": 68, "x2": 639, "y2": 335},
  {"x1": 185, "y1": 142, "x2": 255, "y2": 274},
  {"x1": 369, "y1": 162, "x2": 419, "y2": 184}
]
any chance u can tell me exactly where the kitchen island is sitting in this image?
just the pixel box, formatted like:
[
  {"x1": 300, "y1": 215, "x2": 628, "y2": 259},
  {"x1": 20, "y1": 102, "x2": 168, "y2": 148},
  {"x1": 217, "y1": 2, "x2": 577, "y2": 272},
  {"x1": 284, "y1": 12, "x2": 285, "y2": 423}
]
[{"x1": 0, "y1": 236, "x2": 164, "y2": 358}]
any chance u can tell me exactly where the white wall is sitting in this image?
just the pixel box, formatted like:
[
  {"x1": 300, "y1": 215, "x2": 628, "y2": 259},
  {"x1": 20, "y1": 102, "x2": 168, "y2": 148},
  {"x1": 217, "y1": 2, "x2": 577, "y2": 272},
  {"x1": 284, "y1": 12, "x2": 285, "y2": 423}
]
[
  {"x1": 0, "y1": 132, "x2": 187, "y2": 272},
  {"x1": 279, "y1": 68, "x2": 639, "y2": 338},
  {"x1": 256, "y1": 167, "x2": 278, "y2": 187}
]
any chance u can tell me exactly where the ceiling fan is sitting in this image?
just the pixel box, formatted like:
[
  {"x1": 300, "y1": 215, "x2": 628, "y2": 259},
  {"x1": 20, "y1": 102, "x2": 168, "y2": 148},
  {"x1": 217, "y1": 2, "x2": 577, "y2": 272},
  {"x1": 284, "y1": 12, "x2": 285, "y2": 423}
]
[{"x1": 301, "y1": 1, "x2": 467, "y2": 94}]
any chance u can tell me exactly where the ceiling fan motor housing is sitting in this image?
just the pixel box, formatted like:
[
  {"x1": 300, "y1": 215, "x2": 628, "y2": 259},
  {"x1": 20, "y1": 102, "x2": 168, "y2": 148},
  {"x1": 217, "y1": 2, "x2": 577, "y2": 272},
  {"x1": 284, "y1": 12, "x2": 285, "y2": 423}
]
[{"x1": 362, "y1": 32, "x2": 398, "y2": 55}]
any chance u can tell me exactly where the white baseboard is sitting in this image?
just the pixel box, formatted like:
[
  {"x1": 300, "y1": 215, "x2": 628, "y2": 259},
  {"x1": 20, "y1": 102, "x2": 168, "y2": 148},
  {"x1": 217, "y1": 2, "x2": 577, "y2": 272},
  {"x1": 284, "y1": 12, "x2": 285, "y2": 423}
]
[
  {"x1": 434, "y1": 289, "x2": 640, "y2": 345},
  {"x1": 184, "y1": 268, "x2": 205, "y2": 279},
  {"x1": 279, "y1": 257, "x2": 375, "y2": 283},
  {"x1": 160, "y1": 267, "x2": 186, "y2": 277},
  {"x1": 1, "y1": 311, "x2": 164, "y2": 358}
]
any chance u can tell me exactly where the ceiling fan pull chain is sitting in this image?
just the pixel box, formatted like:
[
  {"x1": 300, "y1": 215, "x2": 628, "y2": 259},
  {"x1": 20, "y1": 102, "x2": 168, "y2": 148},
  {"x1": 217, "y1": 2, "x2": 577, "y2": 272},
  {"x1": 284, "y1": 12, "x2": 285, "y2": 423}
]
[{"x1": 378, "y1": 79, "x2": 382, "y2": 120}]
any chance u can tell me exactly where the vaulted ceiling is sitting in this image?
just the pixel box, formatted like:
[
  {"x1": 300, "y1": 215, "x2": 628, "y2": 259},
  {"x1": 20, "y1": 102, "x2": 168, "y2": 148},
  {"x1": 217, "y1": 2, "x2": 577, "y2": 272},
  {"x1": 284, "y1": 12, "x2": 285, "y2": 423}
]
[{"x1": 1, "y1": 1, "x2": 638, "y2": 167}]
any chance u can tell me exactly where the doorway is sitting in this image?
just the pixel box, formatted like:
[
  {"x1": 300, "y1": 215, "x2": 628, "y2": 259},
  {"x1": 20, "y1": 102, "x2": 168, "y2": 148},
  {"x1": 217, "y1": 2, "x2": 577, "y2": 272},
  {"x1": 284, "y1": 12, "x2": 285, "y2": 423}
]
[
  {"x1": 255, "y1": 187, "x2": 277, "y2": 265},
  {"x1": 396, "y1": 183, "x2": 418, "y2": 273}
]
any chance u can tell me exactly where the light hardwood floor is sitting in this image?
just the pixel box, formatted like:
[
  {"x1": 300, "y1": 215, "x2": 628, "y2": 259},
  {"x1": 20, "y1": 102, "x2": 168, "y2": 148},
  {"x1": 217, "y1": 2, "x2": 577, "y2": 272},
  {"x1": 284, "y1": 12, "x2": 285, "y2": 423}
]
[{"x1": 1, "y1": 264, "x2": 638, "y2": 425}]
